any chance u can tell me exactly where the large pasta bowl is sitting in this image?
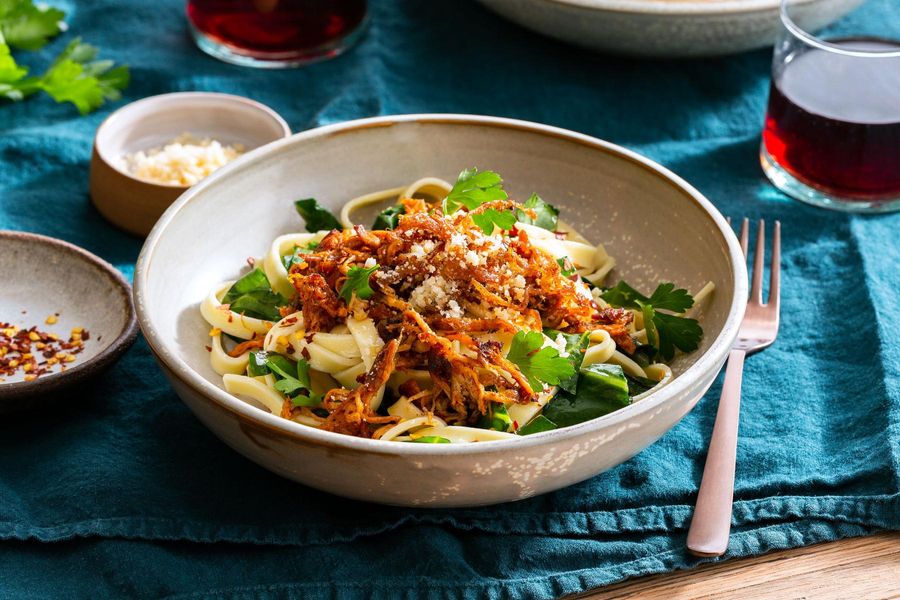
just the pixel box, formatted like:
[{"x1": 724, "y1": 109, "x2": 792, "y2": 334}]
[{"x1": 134, "y1": 115, "x2": 747, "y2": 507}]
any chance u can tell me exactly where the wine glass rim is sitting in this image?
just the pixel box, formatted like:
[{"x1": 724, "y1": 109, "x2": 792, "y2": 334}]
[{"x1": 780, "y1": 0, "x2": 900, "y2": 58}]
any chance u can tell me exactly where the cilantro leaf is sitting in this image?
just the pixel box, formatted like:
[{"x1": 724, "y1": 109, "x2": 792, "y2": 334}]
[
  {"x1": 442, "y1": 168, "x2": 507, "y2": 214},
  {"x1": 601, "y1": 280, "x2": 702, "y2": 362},
  {"x1": 339, "y1": 263, "x2": 378, "y2": 303},
  {"x1": 471, "y1": 208, "x2": 516, "y2": 235},
  {"x1": 506, "y1": 330, "x2": 575, "y2": 392},
  {"x1": 372, "y1": 204, "x2": 405, "y2": 230},
  {"x1": 0, "y1": 0, "x2": 65, "y2": 51},
  {"x1": 516, "y1": 193, "x2": 559, "y2": 231},
  {"x1": 294, "y1": 198, "x2": 341, "y2": 232}
]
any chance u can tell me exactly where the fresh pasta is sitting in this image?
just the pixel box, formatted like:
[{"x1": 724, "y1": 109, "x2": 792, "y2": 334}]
[{"x1": 200, "y1": 169, "x2": 712, "y2": 443}]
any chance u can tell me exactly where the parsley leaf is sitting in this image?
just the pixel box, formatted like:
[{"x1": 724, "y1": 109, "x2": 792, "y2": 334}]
[
  {"x1": 0, "y1": 38, "x2": 27, "y2": 99},
  {"x1": 599, "y1": 280, "x2": 647, "y2": 308},
  {"x1": 652, "y1": 310, "x2": 702, "y2": 361},
  {"x1": 471, "y1": 208, "x2": 516, "y2": 235},
  {"x1": 281, "y1": 241, "x2": 319, "y2": 270},
  {"x1": 442, "y1": 168, "x2": 507, "y2": 214},
  {"x1": 556, "y1": 257, "x2": 576, "y2": 277},
  {"x1": 601, "y1": 280, "x2": 702, "y2": 361},
  {"x1": 506, "y1": 330, "x2": 575, "y2": 392},
  {"x1": 222, "y1": 268, "x2": 288, "y2": 321},
  {"x1": 516, "y1": 193, "x2": 559, "y2": 231},
  {"x1": 294, "y1": 198, "x2": 341, "y2": 232},
  {"x1": 647, "y1": 283, "x2": 695, "y2": 312},
  {"x1": 39, "y1": 40, "x2": 129, "y2": 114},
  {"x1": 372, "y1": 204, "x2": 405, "y2": 230},
  {"x1": 0, "y1": 37, "x2": 129, "y2": 113},
  {"x1": 339, "y1": 264, "x2": 379, "y2": 303},
  {"x1": 601, "y1": 281, "x2": 694, "y2": 313},
  {"x1": 542, "y1": 329, "x2": 590, "y2": 394},
  {"x1": 0, "y1": 0, "x2": 65, "y2": 51}
]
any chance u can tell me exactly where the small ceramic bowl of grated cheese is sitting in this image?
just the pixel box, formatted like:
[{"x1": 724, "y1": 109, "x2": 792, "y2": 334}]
[{"x1": 90, "y1": 92, "x2": 290, "y2": 237}]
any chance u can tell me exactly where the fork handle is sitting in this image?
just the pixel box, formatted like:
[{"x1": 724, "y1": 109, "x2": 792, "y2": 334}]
[{"x1": 686, "y1": 348, "x2": 746, "y2": 557}]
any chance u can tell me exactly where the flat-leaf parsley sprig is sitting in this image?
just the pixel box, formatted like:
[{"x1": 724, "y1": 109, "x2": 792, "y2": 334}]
[
  {"x1": 601, "y1": 281, "x2": 702, "y2": 361},
  {"x1": 0, "y1": 1, "x2": 129, "y2": 114},
  {"x1": 506, "y1": 330, "x2": 575, "y2": 392}
]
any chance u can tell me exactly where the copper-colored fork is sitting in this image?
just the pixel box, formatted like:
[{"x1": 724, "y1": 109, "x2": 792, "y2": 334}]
[{"x1": 686, "y1": 218, "x2": 781, "y2": 557}]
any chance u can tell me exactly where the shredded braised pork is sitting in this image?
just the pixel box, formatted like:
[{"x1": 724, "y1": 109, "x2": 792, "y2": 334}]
[{"x1": 284, "y1": 200, "x2": 633, "y2": 436}]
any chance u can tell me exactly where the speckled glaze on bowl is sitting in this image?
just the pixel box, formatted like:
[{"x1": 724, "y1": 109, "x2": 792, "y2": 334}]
[
  {"x1": 477, "y1": 0, "x2": 864, "y2": 58},
  {"x1": 0, "y1": 231, "x2": 138, "y2": 410},
  {"x1": 134, "y1": 115, "x2": 747, "y2": 507}
]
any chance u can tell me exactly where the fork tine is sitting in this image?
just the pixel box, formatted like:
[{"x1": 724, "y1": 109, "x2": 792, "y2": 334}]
[
  {"x1": 739, "y1": 218, "x2": 749, "y2": 259},
  {"x1": 750, "y1": 220, "x2": 766, "y2": 303},
  {"x1": 768, "y1": 221, "x2": 781, "y2": 309}
]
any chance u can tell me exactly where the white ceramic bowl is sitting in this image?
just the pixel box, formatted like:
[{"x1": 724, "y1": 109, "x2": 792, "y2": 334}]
[
  {"x1": 477, "y1": 0, "x2": 864, "y2": 57},
  {"x1": 134, "y1": 115, "x2": 747, "y2": 507}
]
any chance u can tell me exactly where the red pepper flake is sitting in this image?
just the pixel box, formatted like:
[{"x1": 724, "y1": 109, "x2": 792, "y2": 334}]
[{"x1": 0, "y1": 321, "x2": 90, "y2": 382}]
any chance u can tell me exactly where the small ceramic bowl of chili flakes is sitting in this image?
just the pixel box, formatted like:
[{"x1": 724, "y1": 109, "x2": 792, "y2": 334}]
[{"x1": 0, "y1": 231, "x2": 138, "y2": 411}]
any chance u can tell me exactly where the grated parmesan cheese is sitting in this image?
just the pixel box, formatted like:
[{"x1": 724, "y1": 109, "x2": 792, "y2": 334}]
[
  {"x1": 409, "y1": 275, "x2": 460, "y2": 317},
  {"x1": 119, "y1": 133, "x2": 245, "y2": 186}
]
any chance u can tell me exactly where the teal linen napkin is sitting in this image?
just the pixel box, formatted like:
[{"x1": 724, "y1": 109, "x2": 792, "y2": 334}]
[{"x1": 1, "y1": 0, "x2": 898, "y2": 597}]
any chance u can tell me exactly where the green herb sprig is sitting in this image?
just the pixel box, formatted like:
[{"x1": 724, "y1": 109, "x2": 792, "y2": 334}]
[
  {"x1": 0, "y1": 1, "x2": 129, "y2": 114},
  {"x1": 506, "y1": 330, "x2": 575, "y2": 392},
  {"x1": 601, "y1": 281, "x2": 702, "y2": 361}
]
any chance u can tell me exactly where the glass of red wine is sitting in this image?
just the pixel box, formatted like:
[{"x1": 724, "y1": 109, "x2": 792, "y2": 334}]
[
  {"x1": 761, "y1": 0, "x2": 900, "y2": 213},
  {"x1": 186, "y1": 0, "x2": 368, "y2": 68}
]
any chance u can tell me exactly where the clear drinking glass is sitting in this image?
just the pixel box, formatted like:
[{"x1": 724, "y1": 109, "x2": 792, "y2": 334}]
[
  {"x1": 186, "y1": 0, "x2": 369, "y2": 68},
  {"x1": 760, "y1": 0, "x2": 900, "y2": 213}
]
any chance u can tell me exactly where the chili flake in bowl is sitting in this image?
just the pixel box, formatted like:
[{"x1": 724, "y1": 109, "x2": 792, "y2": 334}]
[
  {"x1": 0, "y1": 231, "x2": 138, "y2": 411},
  {"x1": 0, "y1": 322, "x2": 90, "y2": 382}
]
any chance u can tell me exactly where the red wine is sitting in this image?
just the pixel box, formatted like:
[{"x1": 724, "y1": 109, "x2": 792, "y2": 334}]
[
  {"x1": 187, "y1": 0, "x2": 367, "y2": 60},
  {"x1": 763, "y1": 39, "x2": 900, "y2": 200}
]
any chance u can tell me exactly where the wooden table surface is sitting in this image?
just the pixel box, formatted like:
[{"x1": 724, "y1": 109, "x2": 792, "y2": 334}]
[{"x1": 578, "y1": 532, "x2": 900, "y2": 600}]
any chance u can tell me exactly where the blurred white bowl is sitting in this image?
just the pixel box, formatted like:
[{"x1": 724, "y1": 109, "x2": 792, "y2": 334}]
[{"x1": 477, "y1": 0, "x2": 864, "y2": 57}]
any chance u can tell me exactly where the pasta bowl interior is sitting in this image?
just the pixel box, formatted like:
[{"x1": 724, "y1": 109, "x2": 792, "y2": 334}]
[{"x1": 135, "y1": 115, "x2": 747, "y2": 507}]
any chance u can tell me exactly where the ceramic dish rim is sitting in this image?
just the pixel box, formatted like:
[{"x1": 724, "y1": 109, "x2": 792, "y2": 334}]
[
  {"x1": 0, "y1": 230, "x2": 139, "y2": 398},
  {"x1": 94, "y1": 91, "x2": 292, "y2": 190},
  {"x1": 134, "y1": 113, "x2": 748, "y2": 456}
]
